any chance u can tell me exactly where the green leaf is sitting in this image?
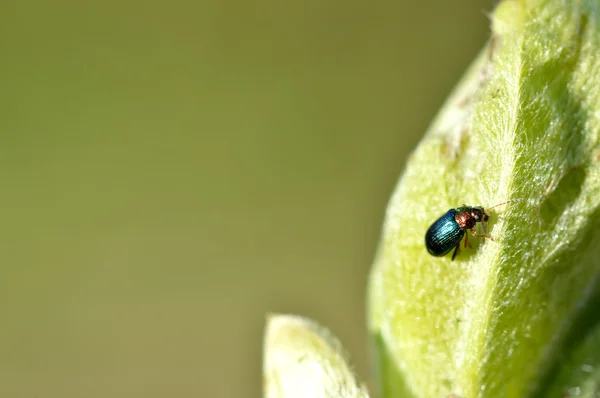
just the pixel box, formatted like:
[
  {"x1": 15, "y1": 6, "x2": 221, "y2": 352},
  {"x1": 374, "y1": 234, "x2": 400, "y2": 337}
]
[
  {"x1": 368, "y1": 0, "x2": 600, "y2": 397},
  {"x1": 263, "y1": 314, "x2": 370, "y2": 398},
  {"x1": 543, "y1": 288, "x2": 600, "y2": 397}
]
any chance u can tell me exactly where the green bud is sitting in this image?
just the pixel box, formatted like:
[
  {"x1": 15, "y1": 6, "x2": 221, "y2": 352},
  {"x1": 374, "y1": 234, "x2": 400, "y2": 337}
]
[
  {"x1": 263, "y1": 314, "x2": 370, "y2": 398},
  {"x1": 368, "y1": 0, "x2": 600, "y2": 396}
]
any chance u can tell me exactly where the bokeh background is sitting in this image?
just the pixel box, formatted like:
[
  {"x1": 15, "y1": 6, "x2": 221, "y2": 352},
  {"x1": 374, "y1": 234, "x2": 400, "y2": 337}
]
[{"x1": 1, "y1": 1, "x2": 492, "y2": 397}]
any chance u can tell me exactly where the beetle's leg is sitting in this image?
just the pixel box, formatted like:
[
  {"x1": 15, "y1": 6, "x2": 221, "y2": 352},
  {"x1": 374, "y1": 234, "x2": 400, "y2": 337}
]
[
  {"x1": 464, "y1": 231, "x2": 472, "y2": 248},
  {"x1": 470, "y1": 228, "x2": 494, "y2": 241},
  {"x1": 452, "y1": 244, "x2": 460, "y2": 261}
]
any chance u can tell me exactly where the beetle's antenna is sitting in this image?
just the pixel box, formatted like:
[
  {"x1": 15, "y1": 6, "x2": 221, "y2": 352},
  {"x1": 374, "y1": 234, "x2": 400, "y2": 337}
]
[{"x1": 486, "y1": 198, "x2": 526, "y2": 212}]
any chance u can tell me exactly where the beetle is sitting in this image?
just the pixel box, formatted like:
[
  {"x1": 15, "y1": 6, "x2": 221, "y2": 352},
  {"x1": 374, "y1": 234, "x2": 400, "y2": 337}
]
[{"x1": 425, "y1": 199, "x2": 522, "y2": 260}]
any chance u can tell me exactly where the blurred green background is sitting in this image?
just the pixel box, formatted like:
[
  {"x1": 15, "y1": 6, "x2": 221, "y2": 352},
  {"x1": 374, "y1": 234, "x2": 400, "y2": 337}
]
[{"x1": 1, "y1": 1, "x2": 490, "y2": 397}]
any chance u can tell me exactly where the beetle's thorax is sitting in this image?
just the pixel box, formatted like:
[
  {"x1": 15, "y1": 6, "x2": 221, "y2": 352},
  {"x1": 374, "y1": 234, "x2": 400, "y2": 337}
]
[{"x1": 454, "y1": 206, "x2": 487, "y2": 229}]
